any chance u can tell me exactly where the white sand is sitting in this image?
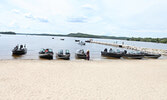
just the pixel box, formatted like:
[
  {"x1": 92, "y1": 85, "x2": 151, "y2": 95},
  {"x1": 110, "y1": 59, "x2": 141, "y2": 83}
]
[{"x1": 0, "y1": 59, "x2": 167, "y2": 100}]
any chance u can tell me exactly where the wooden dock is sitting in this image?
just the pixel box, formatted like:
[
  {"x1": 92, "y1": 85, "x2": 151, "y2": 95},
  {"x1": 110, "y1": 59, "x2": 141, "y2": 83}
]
[{"x1": 90, "y1": 41, "x2": 167, "y2": 55}]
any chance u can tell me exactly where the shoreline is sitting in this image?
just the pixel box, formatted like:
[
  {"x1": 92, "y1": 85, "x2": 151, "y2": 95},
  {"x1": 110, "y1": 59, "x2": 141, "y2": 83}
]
[
  {"x1": 0, "y1": 59, "x2": 167, "y2": 99},
  {"x1": 0, "y1": 58, "x2": 167, "y2": 61}
]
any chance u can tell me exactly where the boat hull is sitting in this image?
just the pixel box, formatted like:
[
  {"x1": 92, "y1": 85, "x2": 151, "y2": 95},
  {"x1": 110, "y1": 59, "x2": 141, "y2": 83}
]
[
  {"x1": 101, "y1": 51, "x2": 122, "y2": 58},
  {"x1": 144, "y1": 54, "x2": 161, "y2": 59},
  {"x1": 12, "y1": 48, "x2": 27, "y2": 55},
  {"x1": 56, "y1": 54, "x2": 70, "y2": 60},
  {"x1": 39, "y1": 53, "x2": 53, "y2": 59},
  {"x1": 75, "y1": 53, "x2": 86, "y2": 59},
  {"x1": 85, "y1": 40, "x2": 91, "y2": 43},
  {"x1": 123, "y1": 54, "x2": 144, "y2": 59},
  {"x1": 75, "y1": 40, "x2": 80, "y2": 42}
]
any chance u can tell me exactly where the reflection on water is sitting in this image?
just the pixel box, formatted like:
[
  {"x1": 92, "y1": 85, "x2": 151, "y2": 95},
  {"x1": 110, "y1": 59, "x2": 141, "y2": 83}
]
[
  {"x1": 0, "y1": 34, "x2": 167, "y2": 60},
  {"x1": 12, "y1": 55, "x2": 24, "y2": 59}
]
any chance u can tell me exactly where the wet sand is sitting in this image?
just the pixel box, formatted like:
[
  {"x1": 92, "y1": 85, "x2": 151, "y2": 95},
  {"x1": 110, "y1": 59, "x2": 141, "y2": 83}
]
[{"x1": 0, "y1": 59, "x2": 167, "y2": 100}]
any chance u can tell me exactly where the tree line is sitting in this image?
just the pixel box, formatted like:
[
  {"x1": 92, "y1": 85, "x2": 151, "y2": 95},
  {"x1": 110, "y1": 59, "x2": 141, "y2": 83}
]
[
  {"x1": 1, "y1": 31, "x2": 167, "y2": 44},
  {"x1": 0, "y1": 32, "x2": 16, "y2": 35},
  {"x1": 127, "y1": 37, "x2": 167, "y2": 44}
]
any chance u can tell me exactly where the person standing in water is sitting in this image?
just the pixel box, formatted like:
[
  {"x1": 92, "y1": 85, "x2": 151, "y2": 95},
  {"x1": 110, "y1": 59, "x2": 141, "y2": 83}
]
[{"x1": 86, "y1": 50, "x2": 90, "y2": 60}]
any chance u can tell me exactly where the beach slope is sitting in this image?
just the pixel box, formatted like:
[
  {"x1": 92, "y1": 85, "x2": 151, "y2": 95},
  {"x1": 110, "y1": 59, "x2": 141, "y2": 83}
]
[{"x1": 0, "y1": 60, "x2": 167, "y2": 100}]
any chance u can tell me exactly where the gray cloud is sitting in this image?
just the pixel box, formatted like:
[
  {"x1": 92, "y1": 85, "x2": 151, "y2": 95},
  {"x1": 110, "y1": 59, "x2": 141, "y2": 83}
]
[
  {"x1": 81, "y1": 4, "x2": 96, "y2": 11},
  {"x1": 37, "y1": 17, "x2": 49, "y2": 23},
  {"x1": 24, "y1": 13, "x2": 35, "y2": 19},
  {"x1": 12, "y1": 10, "x2": 49, "y2": 23},
  {"x1": 67, "y1": 17, "x2": 87, "y2": 23},
  {"x1": 24, "y1": 13, "x2": 49, "y2": 23}
]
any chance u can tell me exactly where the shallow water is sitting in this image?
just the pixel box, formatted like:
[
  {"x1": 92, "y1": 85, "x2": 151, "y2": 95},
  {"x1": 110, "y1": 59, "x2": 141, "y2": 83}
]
[{"x1": 0, "y1": 34, "x2": 167, "y2": 60}]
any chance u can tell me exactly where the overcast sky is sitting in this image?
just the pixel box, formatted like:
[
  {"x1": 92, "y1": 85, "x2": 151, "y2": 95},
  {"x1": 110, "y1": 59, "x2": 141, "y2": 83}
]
[{"x1": 0, "y1": 0, "x2": 167, "y2": 37}]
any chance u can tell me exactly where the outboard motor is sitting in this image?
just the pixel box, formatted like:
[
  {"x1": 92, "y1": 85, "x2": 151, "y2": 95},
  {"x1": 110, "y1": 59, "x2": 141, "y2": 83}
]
[{"x1": 124, "y1": 50, "x2": 127, "y2": 54}]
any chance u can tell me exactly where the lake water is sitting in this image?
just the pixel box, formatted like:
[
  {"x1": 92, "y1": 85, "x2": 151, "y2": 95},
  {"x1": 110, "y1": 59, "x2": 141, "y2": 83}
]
[{"x1": 0, "y1": 34, "x2": 167, "y2": 60}]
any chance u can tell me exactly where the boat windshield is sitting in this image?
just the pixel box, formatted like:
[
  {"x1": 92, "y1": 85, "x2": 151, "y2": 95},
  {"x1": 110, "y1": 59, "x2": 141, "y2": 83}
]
[
  {"x1": 136, "y1": 51, "x2": 141, "y2": 54},
  {"x1": 129, "y1": 51, "x2": 135, "y2": 54},
  {"x1": 116, "y1": 49, "x2": 121, "y2": 53},
  {"x1": 65, "y1": 50, "x2": 70, "y2": 54},
  {"x1": 80, "y1": 49, "x2": 84, "y2": 54},
  {"x1": 48, "y1": 49, "x2": 53, "y2": 52},
  {"x1": 109, "y1": 50, "x2": 115, "y2": 53},
  {"x1": 40, "y1": 49, "x2": 45, "y2": 52},
  {"x1": 58, "y1": 50, "x2": 63, "y2": 54}
]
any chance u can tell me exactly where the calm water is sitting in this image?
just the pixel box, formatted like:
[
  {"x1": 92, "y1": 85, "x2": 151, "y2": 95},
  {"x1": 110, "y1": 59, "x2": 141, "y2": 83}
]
[{"x1": 0, "y1": 34, "x2": 167, "y2": 60}]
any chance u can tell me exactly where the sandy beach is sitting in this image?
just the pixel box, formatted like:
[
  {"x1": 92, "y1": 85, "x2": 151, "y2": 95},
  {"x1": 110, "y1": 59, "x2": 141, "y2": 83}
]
[{"x1": 0, "y1": 59, "x2": 167, "y2": 100}]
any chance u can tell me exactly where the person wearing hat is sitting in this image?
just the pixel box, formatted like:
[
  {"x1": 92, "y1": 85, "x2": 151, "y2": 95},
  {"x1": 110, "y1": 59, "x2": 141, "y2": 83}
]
[{"x1": 86, "y1": 50, "x2": 90, "y2": 60}]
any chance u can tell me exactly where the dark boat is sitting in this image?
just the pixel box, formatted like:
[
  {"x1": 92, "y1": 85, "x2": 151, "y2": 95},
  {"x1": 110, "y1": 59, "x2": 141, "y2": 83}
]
[
  {"x1": 12, "y1": 45, "x2": 27, "y2": 55},
  {"x1": 101, "y1": 51, "x2": 123, "y2": 58},
  {"x1": 123, "y1": 51, "x2": 144, "y2": 59},
  {"x1": 85, "y1": 39, "x2": 92, "y2": 43},
  {"x1": 56, "y1": 49, "x2": 70, "y2": 60},
  {"x1": 123, "y1": 53, "x2": 144, "y2": 59},
  {"x1": 39, "y1": 48, "x2": 53, "y2": 59},
  {"x1": 143, "y1": 53, "x2": 161, "y2": 59},
  {"x1": 85, "y1": 40, "x2": 91, "y2": 43},
  {"x1": 60, "y1": 39, "x2": 64, "y2": 40},
  {"x1": 75, "y1": 40, "x2": 80, "y2": 42},
  {"x1": 101, "y1": 48, "x2": 123, "y2": 58},
  {"x1": 75, "y1": 49, "x2": 87, "y2": 59}
]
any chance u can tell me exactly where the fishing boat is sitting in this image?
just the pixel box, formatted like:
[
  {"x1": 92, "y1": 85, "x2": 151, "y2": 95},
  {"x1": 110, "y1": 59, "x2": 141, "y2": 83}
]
[
  {"x1": 123, "y1": 51, "x2": 144, "y2": 59},
  {"x1": 143, "y1": 52, "x2": 161, "y2": 59},
  {"x1": 101, "y1": 48, "x2": 123, "y2": 58},
  {"x1": 39, "y1": 48, "x2": 53, "y2": 59},
  {"x1": 75, "y1": 49, "x2": 87, "y2": 59},
  {"x1": 75, "y1": 40, "x2": 80, "y2": 42},
  {"x1": 78, "y1": 41, "x2": 86, "y2": 45},
  {"x1": 123, "y1": 53, "x2": 144, "y2": 59},
  {"x1": 56, "y1": 49, "x2": 70, "y2": 60},
  {"x1": 12, "y1": 45, "x2": 27, "y2": 55},
  {"x1": 60, "y1": 39, "x2": 64, "y2": 40},
  {"x1": 85, "y1": 40, "x2": 91, "y2": 43},
  {"x1": 85, "y1": 39, "x2": 92, "y2": 43}
]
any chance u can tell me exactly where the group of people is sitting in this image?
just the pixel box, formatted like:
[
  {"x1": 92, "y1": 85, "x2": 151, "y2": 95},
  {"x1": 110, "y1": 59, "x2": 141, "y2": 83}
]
[
  {"x1": 104, "y1": 48, "x2": 113, "y2": 52},
  {"x1": 14, "y1": 45, "x2": 26, "y2": 51}
]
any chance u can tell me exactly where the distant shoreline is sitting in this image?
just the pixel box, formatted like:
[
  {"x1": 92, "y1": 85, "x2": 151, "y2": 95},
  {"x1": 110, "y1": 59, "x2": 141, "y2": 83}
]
[{"x1": 0, "y1": 31, "x2": 167, "y2": 44}]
